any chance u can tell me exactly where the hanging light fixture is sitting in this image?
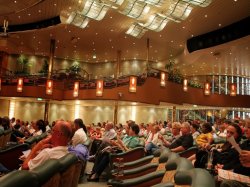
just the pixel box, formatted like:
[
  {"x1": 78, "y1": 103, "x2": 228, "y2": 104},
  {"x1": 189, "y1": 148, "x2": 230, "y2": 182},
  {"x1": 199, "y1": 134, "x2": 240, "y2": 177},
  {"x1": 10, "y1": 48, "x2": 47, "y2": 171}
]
[
  {"x1": 96, "y1": 80, "x2": 104, "y2": 96},
  {"x1": 126, "y1": 23, "x2": 148, "y2": 38},
  {"x1": 143, "y1": 13, "x2": 169, "y2": 32},
  {"x1": 182, "y1": 0, "x2": 213, "y2": 7},
  {"x1": 230, "y1": 83, "x2": 237, "y2": 96},
  {"x1": 160, "y1": 72, "x2": 166, "y2": 87},
  {"x1": 129, "y1": 76, "x2": 137, "y2": 92},
  {"x1": 121, "y1": 0, "x2": 150, "y2": 19},
  {"x1": 73, "y1": 81, "x2": 80, "y2": 97},
  {"x1": 17, "y1": 78, "x2": 23, "y2": 92},
  {"x1": 204, "y1": 82, "x2": 210, "y2": 95},
  {"x1": 183, "y1": 78, "x2": 188, "y2": 92},
  {"x1": 46, "y1": 80, "x2": 53, "y2": 95},
  {"x1": 0, "y1": 78, "x2": 1, "y2": 91}
]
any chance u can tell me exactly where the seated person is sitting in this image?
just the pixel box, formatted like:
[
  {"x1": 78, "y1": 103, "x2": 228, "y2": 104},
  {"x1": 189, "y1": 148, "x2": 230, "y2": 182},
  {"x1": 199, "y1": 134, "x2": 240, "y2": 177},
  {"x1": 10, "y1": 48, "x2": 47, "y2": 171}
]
[
  {"x1": 190, "y1": 123, "x2": 200, "y2": 142},
  {"x1": 88, "y1": 123, "x2": 141, "y2": 182},
  {"x1": 22, "y1": 120, "x2": 72, "y2": 170},
  {"x1": 71, "y1": 118, "x2": 88, "y2": 146},
  {"x1": 160, "y1": 122, "x2": 193, "y2": 153},
  {"x1": 145, "y1": 124, "x2": 162, "y2": 155},
  {"x1": 159, "y1": 122, "x2": 181, "y2": 144},
  {"x1": 196, "y1": 122, "x2": 213, "y2": 149},
  {"x1": 219, "y1": 121, "x2": 250, "y2": 187}
]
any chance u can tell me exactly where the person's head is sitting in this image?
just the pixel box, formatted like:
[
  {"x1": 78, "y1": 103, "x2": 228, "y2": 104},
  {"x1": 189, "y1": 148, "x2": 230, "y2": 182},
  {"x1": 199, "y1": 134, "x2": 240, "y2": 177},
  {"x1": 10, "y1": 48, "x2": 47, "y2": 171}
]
[
  {"x1": 128, "y1": 124, "x2": 140, "y2": 136},
  {"x1": 152, "y1": 125, "x2": 160, "y2": 133},
  {"x1": 171, "y1": 122, "x2": 181, "y2": 136},
  {"x1": 74, "y1": 118, "x2": 87, "y2": 133},
  {"x1": 2, "y1": 116, "x2": 10, "y2": 130},
  {"x1": 36, "y1": 119, "x2": 46, "y2": 133},
  {"x1": 105, "y1": 122, "x2": 114, "y2": 131},
  {"x1": 11, "y1": 117, "x2": 15, "y2": 123},
  {"x1": 51, "y1": 120, "x2": 72, "y2": 146},
  {"x1": 191, "y1": 123, "x2": 200, "y2": 133},
  {"x1": 201, "y1": 123, "x2": 212, "y2": 134},
  {"x1": 226, "y1": 123, "x2": 242, "y2": 143},
  {"x1": 180, "y1": 122, "x2": 191, "y2": 135}
]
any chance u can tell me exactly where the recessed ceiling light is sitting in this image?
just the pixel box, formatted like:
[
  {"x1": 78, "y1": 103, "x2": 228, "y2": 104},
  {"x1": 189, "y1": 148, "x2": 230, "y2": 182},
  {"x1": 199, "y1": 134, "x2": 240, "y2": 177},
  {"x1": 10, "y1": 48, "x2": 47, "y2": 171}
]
[
  {"x1": 110, "y1": 29, "x2": 114, "y2": 32},
  {"x1": 28, "y1": 13, "x2": 31, "y2": 16},
  {"x1": 95, "y1": 33, "x2": 98, "y2": 35},
  {"x1": 38, "y1": 10, "x2": 41, "y2": 13},
  {"x1": 182, "y1": 26, "x2": 185, "y2": 29},
  {"x1": 218, "y1": 23, "x2": 222, "y2": 27},
  {"x1": 110, "y1": 16, "x2": 112, "y2": 19},
  {"x1": 133, "y1": 42, "x2": 135, "y2": 45},
  {"x1": 54, "y1": 3, "x2": 56, "y2": 6},
  {"x1": 159, "y1": 35, "x2": 162, "y2": 37},
  {"x1": 204, "y1": 14, "x2": 208, "y2": 18},
  {"x1": 69, "y1": 7, "x2": 72, "y2": 9},
  {"x1": 191, "y1": 34, "x2": 194, "y2": 37},
  {"x1": 14, "y1": 1, "x2": 17, "y2": 3},
  {"x1": 171, "y1": 40, "x2": 173, "y2": 43},
  {"x1": 18, "y1": 15, "x2": 21, "y2": 19}
]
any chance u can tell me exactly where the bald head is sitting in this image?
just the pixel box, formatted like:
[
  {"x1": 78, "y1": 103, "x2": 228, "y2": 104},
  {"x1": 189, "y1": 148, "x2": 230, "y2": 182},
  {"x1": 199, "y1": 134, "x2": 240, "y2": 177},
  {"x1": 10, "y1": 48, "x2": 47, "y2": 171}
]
[{"x1": 51, "y1": 120, "x2": 72, "y2": 146}]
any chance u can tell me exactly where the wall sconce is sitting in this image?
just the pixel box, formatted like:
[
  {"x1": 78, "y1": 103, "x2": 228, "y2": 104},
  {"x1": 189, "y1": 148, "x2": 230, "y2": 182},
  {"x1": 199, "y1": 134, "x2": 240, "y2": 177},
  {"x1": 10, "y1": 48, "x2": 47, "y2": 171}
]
[
  {"x1": 230, "y1": 83, "x2": 237, "y2": 96},
  {"x1": 17, "y1": 78, "x2": 23, "y2": 92},
  {"x1": 96, "y1": 80, "x2": 103, "y2": 96},
  {"x1": 129, "y1": 76, "x2": 137, "y2": 92},
  {"x1": 160, "y1": 72, "x2": 166, "y2": 87},
  {"x1": 204, "y1": 82, "x2": 210, "y2": 95},
  {"x1": 183, "y1": 79, "x2": 188, "y2": 92},
  {"x1": 46, "y1": 79, "x2": 53, "y2": 95},
  {"x1": 73, "y1": 81, "x2": 79, "y2": 97}
]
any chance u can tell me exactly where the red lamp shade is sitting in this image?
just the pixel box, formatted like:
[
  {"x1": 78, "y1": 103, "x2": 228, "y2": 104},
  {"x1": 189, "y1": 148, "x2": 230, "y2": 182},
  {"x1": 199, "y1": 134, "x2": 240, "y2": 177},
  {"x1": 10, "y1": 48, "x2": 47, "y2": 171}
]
[
  {"x1": 230, "y1": 83, "x2": 237, "y2": 96},
  {"x1": 46, "y1": 79, "x2": 53, "y2": 95},
  {"x1": 73, "y1": 81, "x2": 79, "y2": 97},
  {"x1": 160, "y1": 72, "x2": 166, "y2": 87},
  {"x1": 17, "y1": 78, "x2": 23, "y2": 92},
  {"x1": 204, "y1": 82, "x2": 210, "y2": 95},
  {"x1": 183, "y1": 79, "x2": 188, "y2": 92},
  {"x1": 96, "y1": 80, "x2": 103, "y2": 96},
  {"x1": 129, "y1": 76, "x2": 137, "y2": 92}
]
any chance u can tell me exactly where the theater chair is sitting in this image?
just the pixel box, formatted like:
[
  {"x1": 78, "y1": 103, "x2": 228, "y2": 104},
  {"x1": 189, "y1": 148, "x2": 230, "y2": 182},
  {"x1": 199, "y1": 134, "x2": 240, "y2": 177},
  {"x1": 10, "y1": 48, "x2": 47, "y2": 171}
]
[
  {"x1": 31, "y1": 159, "x2": 61, "y2": 187},
  {"x1": 58, "y1": 153, "x2": 82, "y2": 187},
  {"x1": 108, "y1": 156, "x2": 193, "y2": 187},
  {"x1": 178, "y1": 146, "x2": 198, "y2": 158},
  {"x1": 110, "y1": 150, "x2": 179, "y2": 180},
  {"x1": 0, "y1": 143, "x2": 30, "y2": 170},
  {"x1": 0, "y1": 129, "x2": 5, "y2": 147},
  {"x1": 0, "y1": 170, "x2": 38, "y2": 187},
  {"x1": 24, "y1": 133, "x2": 48, "y2": 148},
  {"x1": 152, "y1": 168, "x2": 215, "y2": 187}
]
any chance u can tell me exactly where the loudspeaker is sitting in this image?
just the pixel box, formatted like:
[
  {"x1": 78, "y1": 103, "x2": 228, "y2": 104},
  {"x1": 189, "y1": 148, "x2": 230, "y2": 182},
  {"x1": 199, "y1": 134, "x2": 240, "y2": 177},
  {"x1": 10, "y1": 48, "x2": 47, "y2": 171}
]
[
  {"x1": 6, "y1": 16, "x2": 61, "y2": 33},
  {"x1": 187, "y1": 16, "x2": 250, "y2": 53}
]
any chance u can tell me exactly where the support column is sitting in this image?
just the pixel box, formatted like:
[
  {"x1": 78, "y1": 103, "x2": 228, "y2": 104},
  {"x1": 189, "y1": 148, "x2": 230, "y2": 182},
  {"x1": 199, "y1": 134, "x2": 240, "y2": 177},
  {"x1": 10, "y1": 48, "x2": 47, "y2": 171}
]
[
  {"x1": 44, "y1": 39, "x2": 55, "y2": 122},
  {"x1": 48, "y1": 39, "x2": 55, "y2": 79},
  {"x1": 146, "y1": 38, "x2": 150, "y2": 72},
  {"x1": 113, "y1": 101, "x2": 118, "y2": 125},
  {"x1": 172, "y1": 106, "x2": 176, "y2": 122},
  {"x1": 44, "y1": 101, "x2": 49, "y2": 122},
  {"x1": 116, "y1": 50, "x2": 121, "y2": 79}
]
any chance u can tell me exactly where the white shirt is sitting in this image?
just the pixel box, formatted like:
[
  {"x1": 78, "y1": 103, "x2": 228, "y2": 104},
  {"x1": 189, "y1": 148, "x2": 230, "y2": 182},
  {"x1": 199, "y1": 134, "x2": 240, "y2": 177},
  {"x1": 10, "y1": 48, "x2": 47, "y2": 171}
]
[
  {"x1": 28, "y1": 146, "x2": 68, "y2": 170},
  {"x1": 72, "y1": 128, "x2": 87, "y2": 146}
]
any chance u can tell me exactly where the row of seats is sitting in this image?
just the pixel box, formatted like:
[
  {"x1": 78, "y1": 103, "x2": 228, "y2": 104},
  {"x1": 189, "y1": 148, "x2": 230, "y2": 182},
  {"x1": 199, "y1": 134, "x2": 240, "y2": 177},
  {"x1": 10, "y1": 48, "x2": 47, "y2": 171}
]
[
  {"x1": 0, "y1": 129, "x2": 12, "y2": 148},
  {"x1": 107, "y1": 148, "x2": 215, "y2": 187},
  {"x1": 0, "y1": 133, "x2": 48, "y2": 170},
  {"x1": 0, "y1": 153, "x2": 82, "y2": 187}
]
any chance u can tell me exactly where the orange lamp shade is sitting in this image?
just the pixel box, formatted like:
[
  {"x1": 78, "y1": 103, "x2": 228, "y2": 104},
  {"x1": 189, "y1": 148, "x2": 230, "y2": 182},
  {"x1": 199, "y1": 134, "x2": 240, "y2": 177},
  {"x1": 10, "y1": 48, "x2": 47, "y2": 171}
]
[
  {"x1": 73, "y1": 81, "x2": 79, "y2": 97},
  {"x1": 204, "y1": 82, "x2": 210, "y2": 95},
  {"x1": 17, "y1": 78, "x2": 23, "y2": 92},
  {"x1": 160, "y1": 72, "x2": 166, "y2": 87},
  {"x1": 230, "y1": 83, "x2": 236, "y2": 96},
  {"x1": 46, "y1": 79, "x2": 53, "y2": 95},
  {"x1": 129, "y1": 76, "x2": 137, "y2": 92},
  {"x1": 96, "y1": 80, "x2": 103, "y2": 96},
  {"x1": 183, "y1": 79, "x2": 188, "y2": 92}
]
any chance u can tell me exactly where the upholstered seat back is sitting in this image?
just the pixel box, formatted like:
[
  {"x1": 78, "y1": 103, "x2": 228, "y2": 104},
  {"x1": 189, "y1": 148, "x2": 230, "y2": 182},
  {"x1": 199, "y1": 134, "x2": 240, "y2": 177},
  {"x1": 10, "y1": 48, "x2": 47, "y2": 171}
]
[
  {"x1": 31, "y1": 159, "x2": 61, "y2": 187},
  {"x1": 174, "y1": 168, "x2": 215, "y2": 187},
  {"x1": 0, "y1": 170, "x2": 38, "y2": 187}
]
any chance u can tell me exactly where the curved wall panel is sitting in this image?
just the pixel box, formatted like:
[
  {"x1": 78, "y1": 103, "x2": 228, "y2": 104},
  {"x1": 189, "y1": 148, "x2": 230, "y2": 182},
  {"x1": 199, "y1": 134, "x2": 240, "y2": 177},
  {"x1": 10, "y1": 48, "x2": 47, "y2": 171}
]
[
  {"x1": 1, "y1": 77, "x2": 250, "y2": 108},
  {"x1": 187, "y1": 16, "x2": 250, "y2": 53}
]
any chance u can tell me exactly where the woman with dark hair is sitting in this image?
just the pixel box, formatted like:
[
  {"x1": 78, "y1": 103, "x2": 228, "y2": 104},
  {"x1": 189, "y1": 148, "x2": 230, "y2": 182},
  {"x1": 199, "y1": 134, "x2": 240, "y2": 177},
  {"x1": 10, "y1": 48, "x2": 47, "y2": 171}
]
[
  {"x1": 71, "y1": 118, "x2": 88, "y2": 146},
  {"x1": 32, "y1": 120, "x2": 46, "y2": 136},
  {"x1": 2, "y1": 116, "x2": 10, "y2": 130},
  {"x1": 213, "y1": 123, "x2": 243, "y2": 170}
]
